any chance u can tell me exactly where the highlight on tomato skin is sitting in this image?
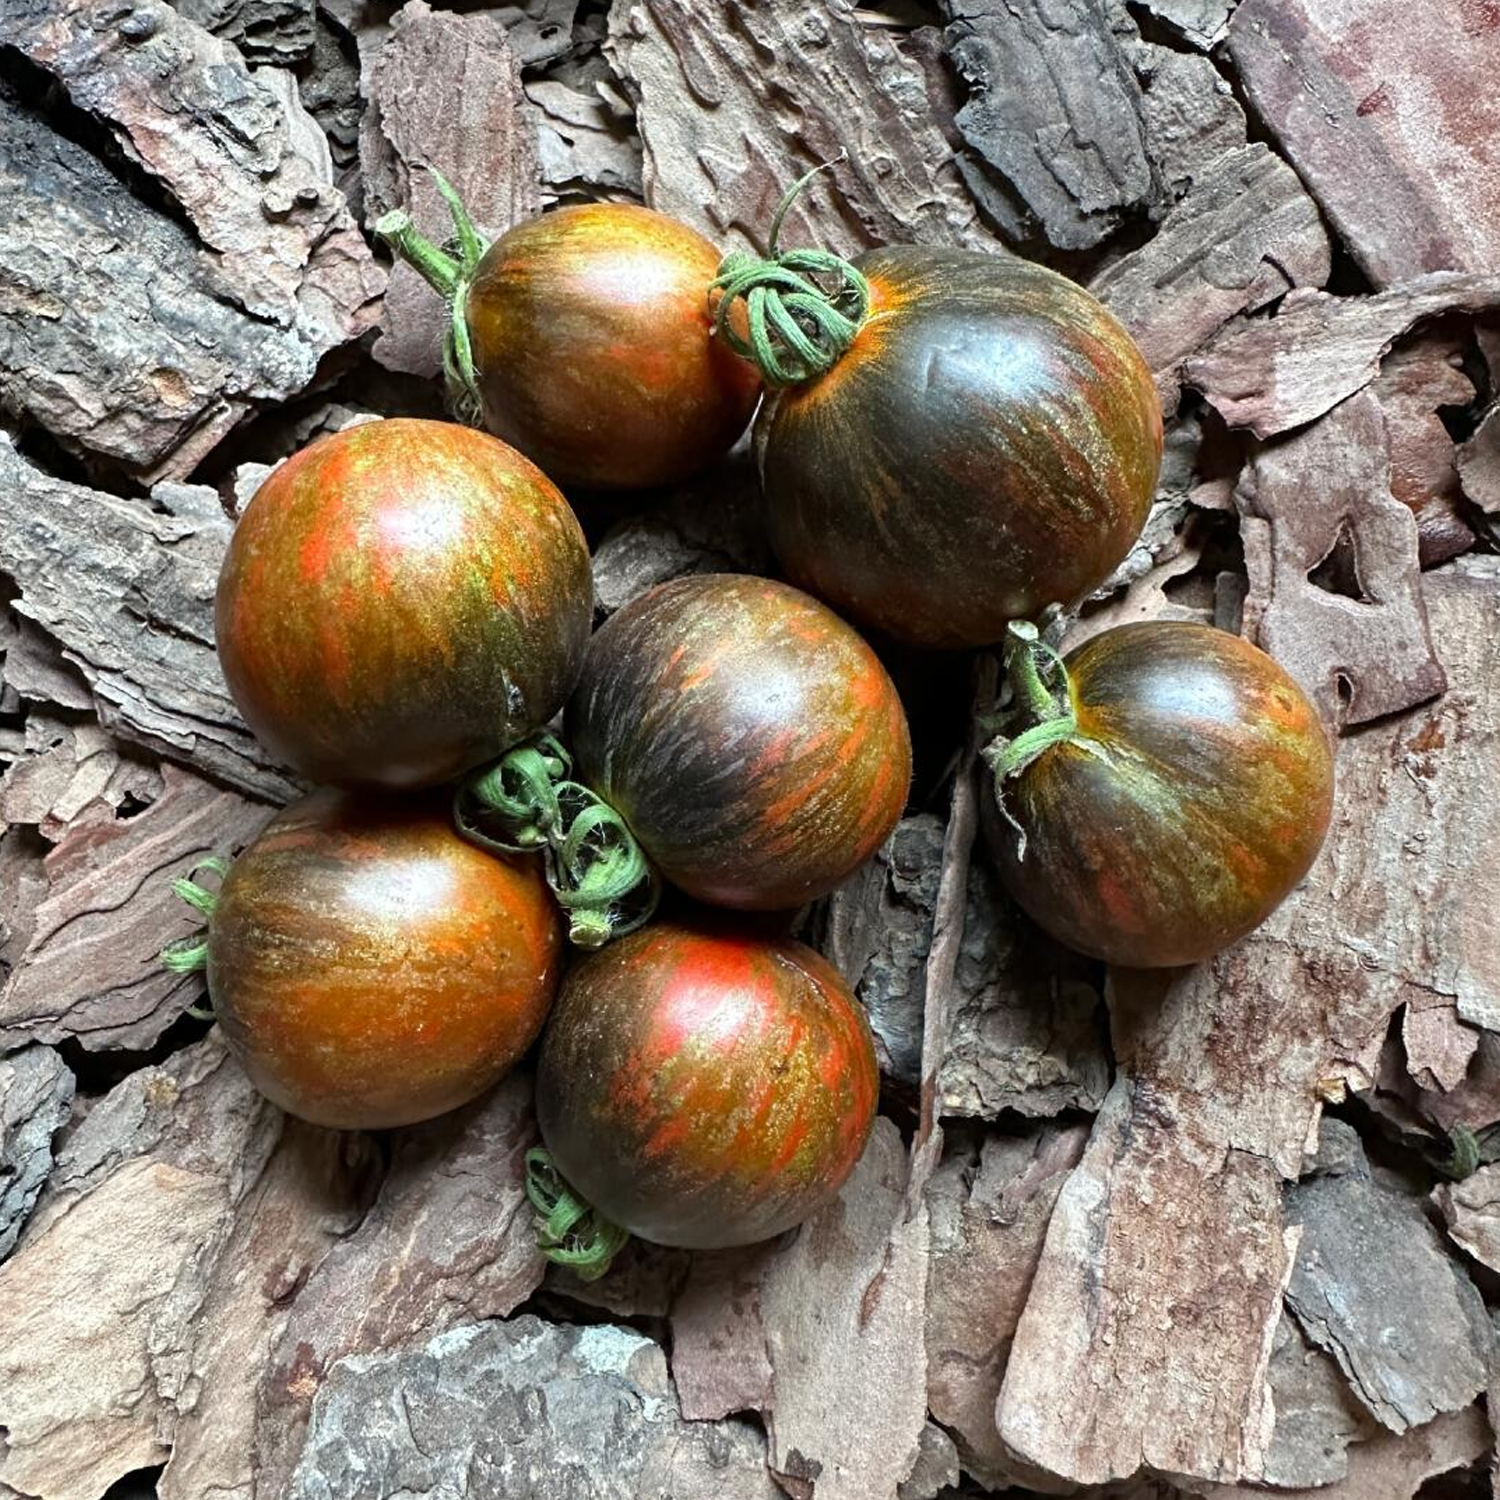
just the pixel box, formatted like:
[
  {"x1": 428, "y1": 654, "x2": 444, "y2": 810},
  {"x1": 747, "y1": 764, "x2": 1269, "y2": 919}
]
[
  {"x1": 534, "y1": 919, "x2": 880, "y2": 1249},
  {"x1": 986, "y1": 621, "x2": 1335, "y2": 970},
  {"x1": 215, "y1": 417, "x2": 593, "y2": 792},
  {"x1": 564, "y1": 573, "x2": 913, "y2": 911},
  {"x1": 759, "y1": 246, "x2": 1163, "y2": 649},
  {"x1": 465, "y1": 204, "x2": 762, "y2": 490},
  {"x1": 206, "y1": 789, "x2": 563, "y2": 1131}
]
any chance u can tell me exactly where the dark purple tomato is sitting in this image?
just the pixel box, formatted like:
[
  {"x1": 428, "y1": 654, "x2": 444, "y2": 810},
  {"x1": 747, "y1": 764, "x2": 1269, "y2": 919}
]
[
  {"x1": 465, "y1": 205, "x2": 762, "y2": 489},
  {"x1": 986, "y1": 622, "x2": 1334, "y2": 968},
  {"x1": 565, "y1": 574, "x2": 912, "y2": 910},
  {"x1": 759, "y1": 247, "x2": 1163, "y2": 648},
  {"x1": 207, "y1": 790, "x2": 562, "y2": 1129},
  {"x1": 535, "y1": 920, "x2": 879, "y2": 1248},
  {"x1": 217, "y1": 418, "x2": 592, "y2": 791}
]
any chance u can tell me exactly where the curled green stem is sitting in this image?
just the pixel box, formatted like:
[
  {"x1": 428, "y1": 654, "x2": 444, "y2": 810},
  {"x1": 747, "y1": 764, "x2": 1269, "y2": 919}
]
[
  {"x1": 160, "y1": 856, "x2": 231, "y2": 987},
  {"x1": 525, "y1": 1147, "x2": 630, "y2": 1281},
  {"x1": 710, "y1": 156, "x2": 871, "y2": 388},
  {"x1": 455, "y1": 733, "x2": 659, "y2": 948},
  {"x1": 980, "y1": 621, "x2": 1077, "y2": 860},
  {"x1": 373, "y1": 168, "x2": 488, "y2": 423}
]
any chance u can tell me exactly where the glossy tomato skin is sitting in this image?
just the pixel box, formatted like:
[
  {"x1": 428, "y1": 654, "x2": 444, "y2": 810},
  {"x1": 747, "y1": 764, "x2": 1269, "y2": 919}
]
[
  {"x1": 536, "y1": 920, "x2": 879, "y2": 1248},
  {"x1": 565, "y1": 575, "x2": 912, "y2": 910},
  {"x1": 989, "y1": 623, "x2": 1334, "y2": 968},
  {"x1": 466, "y1": 204, "x2": 761, "y2": 490},
  {"x1": 216, "y1": 418, "x2": 592, "y2": 790},
  {"x1": 208, "y1": 789, "x2": 562, "y2": 1129},
  {"x1": 760, "y1": 247, "x2": 1163, "y2": 648}
]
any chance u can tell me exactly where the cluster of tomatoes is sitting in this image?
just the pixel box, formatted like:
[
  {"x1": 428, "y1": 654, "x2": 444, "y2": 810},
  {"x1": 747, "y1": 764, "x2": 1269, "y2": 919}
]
[{"x1": 174, "y1": 175, "x2": 1334, "y2": 1272}]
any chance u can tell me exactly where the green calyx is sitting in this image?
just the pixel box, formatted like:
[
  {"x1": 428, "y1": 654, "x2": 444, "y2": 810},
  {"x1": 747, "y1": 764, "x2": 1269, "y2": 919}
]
[
  {"x1": 373, "y1": 169, "x2": 488, "y2": 424},
  {"x1": 525, "y1": 1147, "x2": 630, "y2": 1281},
  {"x1": 980, "y1": 622, "x2": 1079, "y2": 860},
  {"x1": 455, "y1": 732, "x2": 660, "y2": 949},
  {"x1": 710, "y1": 159, "x2": 871, "y2": 388},
  {"x1": 160, "y1": 856, "x2": 230, "y2": 1018}
]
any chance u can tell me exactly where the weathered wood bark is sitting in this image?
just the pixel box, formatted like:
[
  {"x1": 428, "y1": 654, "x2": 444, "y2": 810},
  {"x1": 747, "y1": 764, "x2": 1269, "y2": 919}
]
[{"x1": 1228, "y1": 0, "x2": 1500, "y2": 287}]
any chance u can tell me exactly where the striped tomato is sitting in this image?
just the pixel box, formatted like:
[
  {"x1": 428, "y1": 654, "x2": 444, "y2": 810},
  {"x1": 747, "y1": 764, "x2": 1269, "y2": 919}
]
[
  {"x1": 535, "y1": 920, "x2": 879, "y2": 1248},
  {"x1": 206, "y1": 790, "x2": 562, "y2": 1129},
  {"x1": 217, "y1": 418, "x2": 591, "y2": 790},
  {"x1": 565, "y1": 574, "x2": 912, "y2": 910},
  {"x1": 986, "y1": 622, "x2": 1335, "y2": 968}
]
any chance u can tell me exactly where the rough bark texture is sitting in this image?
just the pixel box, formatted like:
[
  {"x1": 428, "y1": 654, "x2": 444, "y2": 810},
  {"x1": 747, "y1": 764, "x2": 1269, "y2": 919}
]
[
  {"x1": 286, "y1": 1316, "x2": 782, "y2": 1499},
  {"x1": 941, "y1": 0, "x2": 1157, "y2": 250},
  {"x1": 0, "y1": 0, "x2": 382, "y2": 479},
  {"x1": 606, "y1": 0, "x2": 993, "y2": 256},
  {"x1": 362, "y1": 1, "x2": 542, "y2": 377},
  {"x1": 1236, "y1": 389, "x2": 1447, "y2": 730},
  {"x1": 0, "y1": 441, "x2": 298, "y2": 803},
  {"x1": 1228, "y1": 0, "x2": 1500, "y2": 287},
  {"x1": 0, "y1": 1045, "x2": 74, "y2": 1260}
]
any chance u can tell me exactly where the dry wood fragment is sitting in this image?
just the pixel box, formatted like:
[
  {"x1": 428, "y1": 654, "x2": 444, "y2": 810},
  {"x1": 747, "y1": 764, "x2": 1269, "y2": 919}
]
[
  {"x1": 1131, "y1": 46, "x2": 1246, "y2": 205},
  {"x1": 1207, "y1": 1404, "x2": 1491, "y2": 1500},
  {"x1": 1186, "y1": 274, "x2": 1500, "y2": 439},
  {"x1": 0, "y1": 716, "x2": 161, "y2": 844},
  {"x1": 363, "y1": 0, "x2": 542, "y2": 378},
  {"x1": 1435, "y1": 1162, "x2": 1500, "y2": 1276},
  {"x1": 3, "y1": 0, "x2": 382, "y2": 478},
  {"x1": 1237, "y1": 389, "x2": 1447, "y2": 729},
  {"x1": 0, "y1": 1046, "x2": 74, "y2": 1261},
  {"x1": 0, "y1": 442, "x2": 299, "y2": 803},
  {"x1": 606, "y1": 0, "x2": 992, "y2": 257},
  {"x1": 0, "y1": 1035, "x2": 278, "y2": 1500},
  {"x1": 1092, "y1": 145, "x2": 1330, "y2": 407},
  {"x1": 1284, "y1": 1119, "x2": 1489, "y2": 1433},
  {"x1": 158, "y1": 1121, "x2": 370, "y2": 1500},
  {"x1": 255, "y1": 1074, "x2": 545, "y2": 1495},
  {"x1": 0, "y1": 762, "x2": 272, "y2": 1053},
  {"x1": 941, "y1": 0, "x2": 1156, "y2": 250},
  {"x1": 1371, "y1": 328, "x2": 1479, "y2": 567},
  {"x1": 1, "y1": 618, "x2": 94, "y2": 715},
  {"x1": 527, "y1": 78, "x2": 644, "y2": 202},
  {"x1": 1459, "y1": 404, "x2": 1500, "y2": 545},
  {"x1": 924, "y1": 1124, "x2": 1089, "y2": 1489},
  {"x1": 174, "y1": 0, "x2": 316, "y2": 64},
  {"x1": 670, "y1": 1119, "x2": 928, "y2": 1500},
  {"x1": 285, "y1": 1315, "x2": 782, "y2": 1499},
  {"x1": 1136, "y1": 0, "x2": 1235, "y2": 48},
  {"x1": 1227, "y1": 0, "x2": 1500, "y2": 287}
]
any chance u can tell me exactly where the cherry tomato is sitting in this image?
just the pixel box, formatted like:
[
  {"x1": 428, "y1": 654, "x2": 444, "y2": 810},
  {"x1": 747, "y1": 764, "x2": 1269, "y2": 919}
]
[
  {"x1": 535, "y1": 920, "x2": 879, "y2": 1248},
  {"x1": 987, "y1": 622, "x2": 1334, "y2": 968},
  {"x1": 759, "y1": 247, "x2": 1162, "y2": 647},
  {"x1": 565, "y1": 574, "x2": 912, "y2": 910},
  {"x1": 217, "y1": 418, "x2": 592, "y2": 790},
  {"x1": 207, "y1": 790, "x2": 562, "y2": 1129},
  {"x1": 465, "y1": 205, "x2": 761, "y2": 489}
]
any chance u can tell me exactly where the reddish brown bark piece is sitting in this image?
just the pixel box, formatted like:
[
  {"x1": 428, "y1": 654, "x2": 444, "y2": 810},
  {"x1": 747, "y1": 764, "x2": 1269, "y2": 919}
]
[
  {"x1": 255, "y1": 1075, "x2": 545, "y2": 1496},
  {"x1": 925, "y1": 1125, "x2": 1088, "y2": 1489},
  {"x1": 0, "y1": 1036, "x2": 279, "y2": 1500},
  {"x1": 1186, "y1": 273, "x2": 1500, "y2": 439},
  {"x1": 669, "y1": 1120, "x2": 928, "y2": 1500},
  {"x1": 1372, "y1": 328, "x2": 1478, "y2": 567},
  {"x1": 1237, "y1": 389, "x2": 1447, "y2": 729},
  {"x1": 1459, "y1": 403, "x2": 1500, "y2": 543},
  {"x1": 0, "y1": 762, "x2": 271, "y2": 1053},
  {"x1": 1091, "y1": 144, "x2": 1328, "y2": 408},
  {"x1": 606, "y1": 0, "x2": 993, "y2": 257},
  {"x1": 1227, "y1": 0, "x2": 1500, "y2": 288},
  {"x1": 363, "y1": 1, "x2": 542, "y2": 378},
  {"x1": 1435, "y1": 1163, "x2": 1500, "y2": 1275}
]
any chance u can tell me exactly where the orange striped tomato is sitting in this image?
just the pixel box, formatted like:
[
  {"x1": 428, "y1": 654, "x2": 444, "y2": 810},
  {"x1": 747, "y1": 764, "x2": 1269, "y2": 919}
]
[
  {"x1": 208, "y1": 790, "x2": 561, "y2": 1129},
  {"x1": 535, "y1": 920, "x2": 878, "y2": 1248},
  {"x1": 216, "y1": 418, "x2": 591, "y2": 790}
]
